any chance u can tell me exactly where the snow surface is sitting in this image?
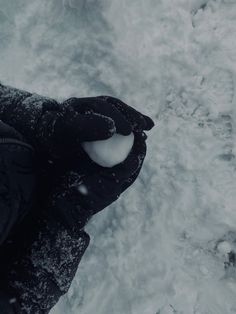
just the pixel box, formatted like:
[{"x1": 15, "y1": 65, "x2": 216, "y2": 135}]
[
  {"x1": 1, "y1": 0, "x2": 236, "y2": 313},
  {"x1": 82, "y1": 133, "x2": 134, "y2": 167}
]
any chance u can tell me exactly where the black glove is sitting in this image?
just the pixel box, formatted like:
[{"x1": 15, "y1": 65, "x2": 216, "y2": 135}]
[
  {"x1": 97, "y1": 96, "x2": 154, "y2": 132},
  {"x1": 39, "y1": 96, "x2": 154, "y2": 158},
  {"x1": 62, "y1": 96, "x2": 154, "y2": 131},
  {"x1": 49, "y1": 130, "x2": 149, "y2": 232},
  {"x1": 45, "y1": 96, "x2": 154, "y2": 229}
]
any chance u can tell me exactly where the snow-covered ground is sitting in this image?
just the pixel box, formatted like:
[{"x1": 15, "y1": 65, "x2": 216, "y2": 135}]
[{"x1": 1, "y1": 0, "x2": 236, "y2": 313}]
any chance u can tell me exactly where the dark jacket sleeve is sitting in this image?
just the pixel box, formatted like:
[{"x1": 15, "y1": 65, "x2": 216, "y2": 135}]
[
  {"x1": 0, "y1": 138, "x2": 36, "y2": 246},
  {"x1": 0, "y1": 82, "x2": 61, "y2": 153},
  {"x1": 0, "y1": 167, "x2": 91, "y2": 314}
]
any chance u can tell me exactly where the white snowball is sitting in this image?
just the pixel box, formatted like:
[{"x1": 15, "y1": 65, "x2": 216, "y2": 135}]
[{"x1": 82, "y1": 133, "x2": 134, "y2": 167}]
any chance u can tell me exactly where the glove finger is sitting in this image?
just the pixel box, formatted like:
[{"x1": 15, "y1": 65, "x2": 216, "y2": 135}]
[
  {"x1": 63, "y1": 97, "x2": 132, "y2": 136},
  {"x1": 74, "y1": 113, "x2": 116, "y2": 141},
  {"x1": 98, "y1": 96, "x2": 155, "y2": 132},
  {"x1": 54, "y1": 108, "x2": 116, "y2": 143}
]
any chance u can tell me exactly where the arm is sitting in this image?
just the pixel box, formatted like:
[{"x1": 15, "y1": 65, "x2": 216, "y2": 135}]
[
  {"x1": 0, "y1": 186, "x2": 90, "y2": 314},
  {"x1": 0, "y1": 82, "x2": 61, "y2": 154},
  {"x1": 0, "y1": 121, "x2": 36, "y2": 246},
  {"x1": 0, "y1": 87, "x2": 154, "y2": 313}
]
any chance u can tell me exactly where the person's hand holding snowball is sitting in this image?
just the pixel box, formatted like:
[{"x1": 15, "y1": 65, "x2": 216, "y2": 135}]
[
  {"x1": 0, "y1": 82, "x2": 154, "y2": 313},
  {"x1": 46, "y1": 95, "x2": 155, "y2": 226}
]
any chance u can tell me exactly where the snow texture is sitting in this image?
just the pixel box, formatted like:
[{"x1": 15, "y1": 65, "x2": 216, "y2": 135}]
[
  {"x1": 82, "y1": 133, "x2": 134, "y2": 167},
  {"x1": 1, "y1": 0, "x2": 236, "y2": 313}
]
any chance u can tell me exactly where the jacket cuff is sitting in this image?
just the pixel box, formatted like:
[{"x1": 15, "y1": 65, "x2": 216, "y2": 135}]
[{"x1": 0, "y1": 83, "x2": 60, "y2": 148}]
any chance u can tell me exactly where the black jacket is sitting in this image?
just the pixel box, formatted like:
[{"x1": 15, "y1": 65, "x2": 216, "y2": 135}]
[
  {"x1": 0, "y1": 138, "x2": 35, "y2": 246},
  {"x1": 0, "y1": 84, "x2": 90, "y2": 313},
  {"x1": 0, "y1": 82, "x2": 152, "y2": 313}
]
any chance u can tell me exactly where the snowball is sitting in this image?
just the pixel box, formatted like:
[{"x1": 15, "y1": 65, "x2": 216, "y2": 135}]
[{"x1": 82, "y1": 133, "x2": 134, "y2": 167}]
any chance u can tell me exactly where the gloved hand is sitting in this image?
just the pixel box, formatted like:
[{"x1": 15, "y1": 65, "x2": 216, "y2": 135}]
[
  {"x1": 62, "y1": 96, "x2": 154, "y2": 133},
  {"x1": 39, "y1": 96, "x2": 154, "y2": 158},
  {"x1": 96, "y1": 96, "x2": 154, "y2": 132},
  {"x1": 43, "y1": 96, "x2": 154, "y2": 229},
  {"x1": 49, "y1": 130, "x2": 151, "y2": 231}
]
